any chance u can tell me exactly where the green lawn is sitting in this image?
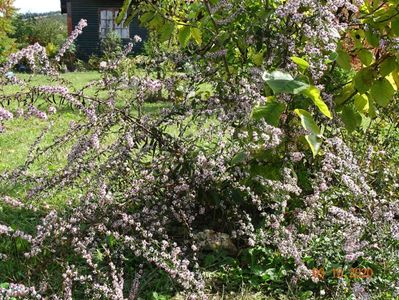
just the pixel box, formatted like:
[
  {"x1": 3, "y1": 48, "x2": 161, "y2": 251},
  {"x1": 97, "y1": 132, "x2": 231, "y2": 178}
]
[{"x1": 0, "y1": 72, "x2": 174, "y2": 208}]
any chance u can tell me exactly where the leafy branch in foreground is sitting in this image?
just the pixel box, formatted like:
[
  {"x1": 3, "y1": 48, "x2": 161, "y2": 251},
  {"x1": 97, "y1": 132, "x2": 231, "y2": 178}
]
[{"x1": 0, "y1": 0, "x2": 398, "y2": 298}]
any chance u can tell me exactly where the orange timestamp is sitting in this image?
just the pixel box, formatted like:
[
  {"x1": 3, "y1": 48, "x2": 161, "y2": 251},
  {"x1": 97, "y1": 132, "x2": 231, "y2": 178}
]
[{"x1": 312, "y1": 267, "x2": 374, "y2": 280}]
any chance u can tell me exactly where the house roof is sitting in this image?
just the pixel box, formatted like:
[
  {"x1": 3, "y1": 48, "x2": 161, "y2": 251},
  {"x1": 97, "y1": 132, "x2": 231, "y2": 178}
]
[{"x1": 60, "y1": 0, "x2": 67, "y2": 14}]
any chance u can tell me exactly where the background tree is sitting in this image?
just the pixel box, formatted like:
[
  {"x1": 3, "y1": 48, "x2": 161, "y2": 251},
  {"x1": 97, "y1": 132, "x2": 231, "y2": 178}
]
[
  {"x1": 12, "y1": 13, "x2": 67, "y2": 56},
  {"x1": 0, "y1": 0, "x2": 15, "y2": 62}
]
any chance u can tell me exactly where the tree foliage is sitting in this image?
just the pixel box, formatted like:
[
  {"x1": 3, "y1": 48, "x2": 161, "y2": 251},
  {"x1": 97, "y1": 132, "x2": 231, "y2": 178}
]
[
  {"x1": 0, "y1": 0, "x2": 15, "y2": 61},
  {"x1": 0, "y1": 0, "x2": 398, "y2": 299}
]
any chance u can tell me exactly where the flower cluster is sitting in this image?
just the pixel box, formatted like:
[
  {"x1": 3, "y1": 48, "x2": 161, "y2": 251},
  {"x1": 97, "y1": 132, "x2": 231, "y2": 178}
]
[
  {"x1": 55, "y1": 19, "x2": 88, "y2": 62},
  {"x1": 0, "y1": 13, "x2": 398, "y2": 299}
]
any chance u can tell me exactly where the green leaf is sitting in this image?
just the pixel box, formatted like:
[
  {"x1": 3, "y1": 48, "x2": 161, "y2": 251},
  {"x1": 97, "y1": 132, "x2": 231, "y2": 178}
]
[
  {"x1": 380, "y1": 56, "x2": 397, "y2": 77},
  {"x1": 148, "y1": 14, "x2": 164, "y2": 30},
  {"x1": 329, "y1": 52, "x2": 339, "y2": 61},
  {"x1": 191, "y1": 27, "x2": 202, "y2": 45},
  {"x1": 291, "y1": 56, "x2": 310, "y2": 70},
  {"x1": 337, "y1": 50, "x2": 352, "y2": 70},
  {"x1": 295, "y1": 109, "x2": 321, "y2": 135},
  {"x1": 301, "y1": 86, "x2": 332, "y2": 119},
  {"x1": 123, "y1": 11, "x2": 136, "y2": 27},
  {"x1": 341, "y1": 106, "x2": 362, "y2": 132},
  {"x1": 354, "y1": 68, "x2": 374, "y2": 94},
  {"x1": 391, "y1": 15, "x2": 399, "y2": 36},
  {"x1": 116, "y1": 0, "x2": 132, "y2": 24},
  {"x1": 370, "y1": 78, "x2": 396, "y2": 107},
  {"x1": 231, "y1": 151, "x2": 247, "y2": 165},
  {"x1": 0, "y1": 283, "x2": 10, "y2": 289},
  {"x1": 392, "y1": 68, "x2": 399, "y2": 90},
  {"x1": 305, "y1": 135, "x2": 323, "y2": 157},
  {"x1": 365, "y1": 29, "x2": 379, "y2": 47},
  {"x1": 251, "y1": 52, "x2": 264, "y2": 66},
  {"x1": 252, "y1": 99, "x2": 286, "y2": 126},
  {"x1": 358, "y1": 49, "x2": 373, "y2": 66},
  {"x1": 178, "y1": 26, "x2": 192, "y2": 48},
  {"x1": 196, "y1": 82, "x2": 214, "y2": 100},
  {"x1": 368, "y1": 97, "x2": 378, "y2": 119},
  {"x1": 140, "y1": 11, "x2": 155, "y2": 24},
  {"x1": 334, "y1": 84, "x2": 355, "y2": 105},
  {"x1": 159, "y1": 22, "x2": 175, "y2": 42},
  {"x1": 95, "y1": 249, "x2": 104, "y2": 262},
  {"x1": 294, "y1": 109, "x2": 322, "y2": 157},
  {"x1": 354, "y1": 94, "x2": 369, "y2": 113},
  {"x1": 263, "y1": 71, "x2": 309, "y2": 94}
]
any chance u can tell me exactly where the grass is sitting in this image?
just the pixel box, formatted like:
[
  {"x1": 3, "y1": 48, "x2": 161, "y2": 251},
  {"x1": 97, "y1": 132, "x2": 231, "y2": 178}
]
[{"x1": 0, "y1": 71, "x2": 173, "y2": 171}]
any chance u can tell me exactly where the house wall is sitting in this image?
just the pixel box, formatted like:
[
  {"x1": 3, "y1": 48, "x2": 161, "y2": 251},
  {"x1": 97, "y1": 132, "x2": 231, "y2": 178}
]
[{"x1": 70, "y1": 0, "x2": 147, "y2": 60}]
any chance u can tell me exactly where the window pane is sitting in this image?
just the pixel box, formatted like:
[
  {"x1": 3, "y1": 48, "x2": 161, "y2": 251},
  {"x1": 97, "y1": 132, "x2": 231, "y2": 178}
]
[
  {"x1": 107, "y1": 19, "x2": 113, "y2": 29},
  {"x1": 100, "y1": 18, "x2": 106, "y2": 30},
  {"x1": 100, "y1": 9, "x2": 130, "y2": 38},
  {"x1": 122, "y1": 28, "x2": 129, "y2": 39}
]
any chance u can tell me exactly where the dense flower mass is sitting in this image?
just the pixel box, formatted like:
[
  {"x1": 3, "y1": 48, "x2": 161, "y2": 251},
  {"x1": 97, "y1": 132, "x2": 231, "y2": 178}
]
[{"x1": 0, "y1": 0, "x2": 399, "y2": 297}]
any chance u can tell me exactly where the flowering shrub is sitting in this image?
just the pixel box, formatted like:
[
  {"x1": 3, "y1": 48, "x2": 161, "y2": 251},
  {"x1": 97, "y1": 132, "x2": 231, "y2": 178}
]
[{"x1": 0, "y1": 0, "x2": 399, "y2": 299}]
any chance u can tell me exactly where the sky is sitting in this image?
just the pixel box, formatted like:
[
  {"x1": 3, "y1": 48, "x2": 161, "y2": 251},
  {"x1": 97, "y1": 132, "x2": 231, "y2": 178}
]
[{"x1": 14, "y1": 0, "x2": 60, "y2": 13}]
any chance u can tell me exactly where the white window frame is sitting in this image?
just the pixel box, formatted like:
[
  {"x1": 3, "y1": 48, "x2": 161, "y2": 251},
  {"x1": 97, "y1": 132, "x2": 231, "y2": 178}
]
[{"x1": 99, "y1": 9, "x2": 130, "y2": 39}]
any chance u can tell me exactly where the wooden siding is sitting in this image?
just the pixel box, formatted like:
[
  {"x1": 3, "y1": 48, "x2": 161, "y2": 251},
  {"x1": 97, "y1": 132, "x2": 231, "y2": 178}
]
[
  {"x1": 70, "y1": 0, "x2": 147, "y2": 60},
  {"x1": 61, "y1": 0, "x2": 67, "y2": 14}
]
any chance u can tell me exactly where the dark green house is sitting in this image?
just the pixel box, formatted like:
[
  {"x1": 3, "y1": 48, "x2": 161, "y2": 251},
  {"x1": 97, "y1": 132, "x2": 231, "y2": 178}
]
[{"x1": 60, "y1": 0, "x2": 147, "y2": 59}]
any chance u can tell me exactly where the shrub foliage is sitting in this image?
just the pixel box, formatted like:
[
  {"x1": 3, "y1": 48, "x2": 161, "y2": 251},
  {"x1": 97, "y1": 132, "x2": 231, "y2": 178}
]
[{"x1": 0, "y1": 0, "x2": 399, "y2": 299}]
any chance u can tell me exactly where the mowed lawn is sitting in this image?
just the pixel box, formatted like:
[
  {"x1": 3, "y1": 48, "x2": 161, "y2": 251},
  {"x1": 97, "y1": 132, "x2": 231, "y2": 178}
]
[
  {"x1": 0, "y1": 71, "x2": 172, "y2": 171},
  {"x1": 0, "y1": 71, "x2": 175, "y2": 211}
]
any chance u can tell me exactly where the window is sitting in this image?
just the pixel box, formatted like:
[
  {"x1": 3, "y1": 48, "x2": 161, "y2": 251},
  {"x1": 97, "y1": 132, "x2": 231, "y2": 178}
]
[{"x1": 99, "y1": 9, "x2": 130, "y2": 39}]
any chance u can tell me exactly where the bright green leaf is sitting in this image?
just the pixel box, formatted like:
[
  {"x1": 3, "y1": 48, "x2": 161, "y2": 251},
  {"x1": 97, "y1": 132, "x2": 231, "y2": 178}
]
[
  {"x1": 140, "y1": 12, "x2": 155, "y2": 24},
  {"x1": 291, "y1": 56, "x2": 310, "y2": 70},
  {"x1": 148, "y1": 14, "x2": 164, "y2": 29},
  {"x1": 368, "y1": 97, "x2": 378, "y2": 119},
  {"x1": 196, "y1": 83, "x2": 214, "y2": 100},
  {"x1": 116, "y1": 0, "x2": 132, "y2": 24},
  {"x1": 178, "y1": 26, "x2": 192, "y2": 48},
  {"x1": 370, "y1": 78, "x2": 396, "y2": 107},
  {"x1": 251, "y1": 52, "x2": 264, "y2": 66},
  {"x1": 294, "y1": 109, "x2": 323, "y2": 157},
  {"x1": 334, "y1": 84, "x2": 355, "y2": 105},
  {"x1": 294, "y1": 109, "x2": 321, "y2": 135},
  {"x1": 191, "y1": 27, "x2": 202, "y2": 45},
  {"x1": 301, "y1": 86, "x2": 332, "y2": 119},
  {"x1": 392, "y1": 68, "x2": 399, "y2": 90},
  {"x1": 263, "y1": 71, "x2": 309, "y2": 94},
  {"x1": 305, "y1": 135, "x2": 323, "y2": 158},
  {"x1": 354, "y1": 94, "x2": 369, "y2": 113}
]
